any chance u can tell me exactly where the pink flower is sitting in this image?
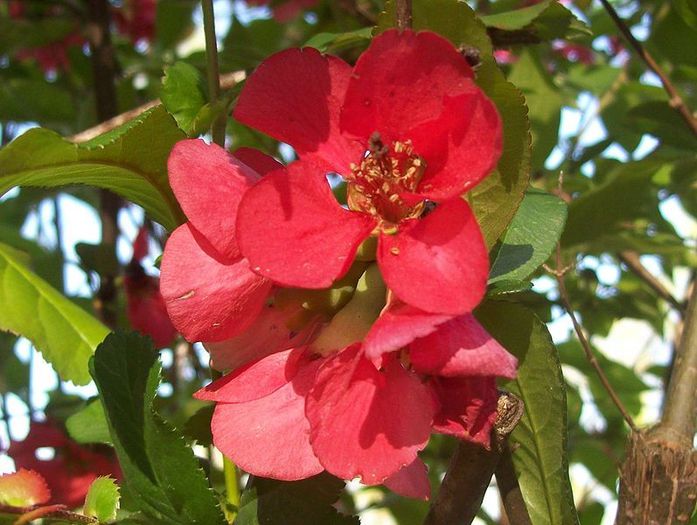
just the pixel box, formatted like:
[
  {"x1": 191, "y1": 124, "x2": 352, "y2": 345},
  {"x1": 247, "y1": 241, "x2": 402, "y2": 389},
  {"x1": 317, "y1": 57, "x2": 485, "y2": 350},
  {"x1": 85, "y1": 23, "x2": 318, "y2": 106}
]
[
  {"x1": 7, "y1": 421, "x2": 120, "y2": 508},
  {"x1": 196, "y1": 295, "x2": 516, "y2": 498},
  {"x1": 233, "y1": 30, "x2": 502, "y2": 315},
  {"x1": 114, "y1": 0, "x2": 157, "y2": 44},
  {"x1": 124, "y1": 227, "x2": 177, "y2": 348},
  {"x1": 553, "y1": 41, "x2": 595, "y2": 64}
]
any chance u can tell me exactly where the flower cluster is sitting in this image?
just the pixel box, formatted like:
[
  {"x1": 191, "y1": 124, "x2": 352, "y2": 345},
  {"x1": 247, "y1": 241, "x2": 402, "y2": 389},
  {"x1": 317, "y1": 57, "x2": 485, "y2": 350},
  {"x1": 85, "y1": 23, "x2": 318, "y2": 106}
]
[{"x1": 160, "y1": 29, "x2": 517, "y2": 499}]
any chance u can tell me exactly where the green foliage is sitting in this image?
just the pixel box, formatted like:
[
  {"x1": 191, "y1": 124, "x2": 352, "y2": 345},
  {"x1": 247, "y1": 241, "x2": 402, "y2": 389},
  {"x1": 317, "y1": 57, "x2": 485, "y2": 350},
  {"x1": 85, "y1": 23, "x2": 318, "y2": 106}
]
[
  {"x1": 478, "y1": 301, "x2": 578, "y2": 525},
  {"x1": 482, "y1": 0, "x2": 591, "y2": 40},
  {"x1": 91, "y1": 332, "x2": 226, "y2": 525},
  {"x1": 66, "y1": 399, "x2": 112, "y2": 445},
  {"x1": 0, "y1": 106, "x2": 186, "y2": 231},
  {"x1": 0, "y1": 242, "x2": 108, "y2": 385},
  {"x1": 236, "y1": 473, "x2": 359, "y2": 525},
  {"x1": 490, "y1": 189, "x2": 567, "y2": 283},
  {"x1": 84, "y1": 477, "x2": 121, "y2": 523}
]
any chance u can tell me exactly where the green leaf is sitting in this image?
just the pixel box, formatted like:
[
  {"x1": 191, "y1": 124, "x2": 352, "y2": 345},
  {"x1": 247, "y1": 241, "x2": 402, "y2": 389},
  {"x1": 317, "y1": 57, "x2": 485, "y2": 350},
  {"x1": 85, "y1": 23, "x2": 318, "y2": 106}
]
[
  {"x1": 489, "y1": 189, "x2": 567, "y2": 283},
  {"x1": 161, "y1": 62, "x2": 219, "y2": 137},
  {"x1": 182, "y1": 404, "x2": 214, "y2": 447},
  {"x1": 91, "y1": 332, "x2": 225, "y2": 525},
  {"x1": 378, "y1": 0, "x2": 532, "y2": 246},
  {"x1": 482, "y1": 0, "x2": 591, "y2": 40},
  {"x1": 0, "y1": 106, "x2": 186, "y2": 231},
  {"x1": 84, "y1": 477, "x2": 121, "y2": 523},
  {"x1": 508, "y1": 49, "x2": 564, "y2": 168},
  {"x1": 66, "y1": 399, "x2": 112, "y2": 445},
  {"x1": 236, "y1": 473, "x2": 358, "y2": 525},
  {"x1": 0, "y1": 242, "x2": 108, "y2": 385},
  {"x1": 477, "y1": 301, "x2": 578, "y2": 525},
  {"x1": 155, "y1": 0, "x2": 197, "y2": 49},
  {"x1": 305, "y1": 28, "x2": 373, "y2": 53}
]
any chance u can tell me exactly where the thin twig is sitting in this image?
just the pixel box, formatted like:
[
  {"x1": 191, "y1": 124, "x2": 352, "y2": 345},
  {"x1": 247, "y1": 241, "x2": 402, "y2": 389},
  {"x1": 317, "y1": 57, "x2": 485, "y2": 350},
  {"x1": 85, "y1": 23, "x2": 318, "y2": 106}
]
[
  {"x1": 598, "y1": 0, "x2": 697, "y2": 137},
  {"x1": 0, "y1": 504, "x2": 98, "y2": 524},
  {"x1": 395, "y1": 0, "x2": 412, "y2": 31},
  {"x1": 618, "y1": 250, "x2": 685, "y2": 313},
  {"x1": 67, "y1": 72, "x2": 244, "y2": 143},
  {"x1": 551, "y1": 246, "x2": 639, "y2": 433},
  {"x1": 201, "y1": 0, "x2": 226, "y2": 146},
  {"x1": 495, "y1": 445, "x2": 532, "y2": 525}
]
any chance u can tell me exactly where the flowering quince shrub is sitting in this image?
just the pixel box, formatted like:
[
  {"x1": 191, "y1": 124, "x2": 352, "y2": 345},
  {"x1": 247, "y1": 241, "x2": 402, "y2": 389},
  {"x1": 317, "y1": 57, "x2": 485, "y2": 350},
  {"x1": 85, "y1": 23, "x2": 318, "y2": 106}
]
[{"x1": 3, "y1": 0, "x2": 689, "y2": 523}]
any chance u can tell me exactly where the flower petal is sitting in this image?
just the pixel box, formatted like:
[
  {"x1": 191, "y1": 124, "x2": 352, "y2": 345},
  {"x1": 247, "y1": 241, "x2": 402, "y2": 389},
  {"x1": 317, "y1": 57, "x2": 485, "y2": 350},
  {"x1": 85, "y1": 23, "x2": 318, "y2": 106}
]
[
  {"x1": 160, "y1": 224, "x2": 272, "y2": 342},
  {"x1": 237, "y1": 161, "x2": 376, "y2": 288},
  {"x1": 432, "y1": 377, "x2": 498, "y2": 448},
  {"x1": 307, "y1": 346, "x2": 434, "y2": 484},
  {"x1": 233, "y1": 147, "x2": 284, "y2": 176},
  {"x1": 206, "y1": 298, "x2": 317, "y2": 372},
  {"x1": 411, "y1": 92, "x2": 503, "y2": 201},
  {"x1": 378, "y1": 199, "x2": 488, "y2": 315},
  {"x1": 410, "y1": 314, "x2": 517, "y2": 379},
  {"x1": 341, "y1": 30, "x2": 474, "y2": 143},
  {"x1": 234, "y1": 48, "x2": 361, "y2": 172},
  {"x1": 363, "y1": 301, "x2": 452, "y2": 362},
  {"x1": 382, "y1": 458, "x2": 430, "y2": 500},
  {"x1": 195, "y1": 348, "x2": 304, "y2": 403},
  {"x1": 168, "y1": 139, "x2": 260, "y2": 260},
  {"x1": 0, "y1": 469, "x2": 51, "y2": 507},
  {"x1": 125, "y1": 274, "x2": 176, "y2": 348},
  {"x1": 211, "y1": 351, "x2": 324, "y2": 481}
]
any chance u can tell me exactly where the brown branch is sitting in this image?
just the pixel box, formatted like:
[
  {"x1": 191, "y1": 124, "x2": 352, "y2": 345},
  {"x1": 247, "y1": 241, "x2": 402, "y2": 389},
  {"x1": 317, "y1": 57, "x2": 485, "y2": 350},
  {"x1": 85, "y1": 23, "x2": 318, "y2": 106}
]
[
  {"x1": 68, "y1": 72, "x2": 245, "y2": 143},
  {"x1": 598, "y1": 0, "x2": 697, "y2": 137},
  {"x1": 495, "y1": 445, "x2": 533, "y2": 525},
  {"x1": 551, "y1": 247, "x2": 639, "y2": 433},
  {"x1": 0, "y1": 504, "x2": 98, "y2": 524},
  {"x1": 424, "y1": 392, "x2": 525, "y2": 525},
  {"x1": 618, "y1": 250, "x2": 685, "y2": 313},
  {"x1": 395, "y1": 0, "x2": 412, "y2": 31}
]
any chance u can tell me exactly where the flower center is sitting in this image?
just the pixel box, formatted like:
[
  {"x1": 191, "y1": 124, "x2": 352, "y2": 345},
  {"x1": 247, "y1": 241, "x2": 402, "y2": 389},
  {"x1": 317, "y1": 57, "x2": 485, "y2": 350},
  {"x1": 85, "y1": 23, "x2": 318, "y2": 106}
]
[{"x1": 347, "y1": 132, "x2": 426, "y2": 227}]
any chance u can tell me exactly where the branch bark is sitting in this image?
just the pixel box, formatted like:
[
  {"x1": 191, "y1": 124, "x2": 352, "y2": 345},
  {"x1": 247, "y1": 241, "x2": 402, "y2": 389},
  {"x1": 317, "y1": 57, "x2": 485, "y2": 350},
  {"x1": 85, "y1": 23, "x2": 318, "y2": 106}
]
[
  {"x1": 395, "y1": 0, "x2": 412, "y2": 31},
  {"x1": 86, "y1": 0, "x2": 121, "y2": 329},
  {"x1": 424, "y1": 392, "x2": 526, "y2": 525},
  {"x1": 619, "y1": 250, "x2": 685, "y2": 313}
]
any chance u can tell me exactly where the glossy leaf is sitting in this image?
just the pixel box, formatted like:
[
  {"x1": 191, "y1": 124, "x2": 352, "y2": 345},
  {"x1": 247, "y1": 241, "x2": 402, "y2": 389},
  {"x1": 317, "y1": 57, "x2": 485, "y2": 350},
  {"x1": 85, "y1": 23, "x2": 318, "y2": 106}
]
[
  {"x1": 0, "y1": 106, "x2": 185, "y2": 231},
  {"x1": 477, "y1": 301, "x2": 578, "y2": 525},
  {"x1": 489, "y1": 189, "x2": 567, "y2": 283},
  {"x1": 161, "y1": 62, "x2": 220, "y2": 137},
  {"x1": 91, "y1": 332, "x2": 226, "y2": 525},
  {"x1": 0, "y1": 242, "x2": 108, "y2": 385}
]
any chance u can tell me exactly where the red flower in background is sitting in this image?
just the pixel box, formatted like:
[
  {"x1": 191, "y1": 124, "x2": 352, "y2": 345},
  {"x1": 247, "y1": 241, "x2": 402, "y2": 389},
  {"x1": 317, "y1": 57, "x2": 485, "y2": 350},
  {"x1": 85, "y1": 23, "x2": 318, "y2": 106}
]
[
  {"x1": 124, "y1": 227, "x2": 176, "y2": 348},
  {"x1": 247, "y1": 0, "x2": 318, "y2": 22},
  {"x1": 114, "y1": 0, "x2": 157, "y2": 44},
  {"x1": 234, "y1": 29, "x2": 502, "y2": 316},
  {"x1": 6, "y1": 421, "x2": 120, "y2": 508}
]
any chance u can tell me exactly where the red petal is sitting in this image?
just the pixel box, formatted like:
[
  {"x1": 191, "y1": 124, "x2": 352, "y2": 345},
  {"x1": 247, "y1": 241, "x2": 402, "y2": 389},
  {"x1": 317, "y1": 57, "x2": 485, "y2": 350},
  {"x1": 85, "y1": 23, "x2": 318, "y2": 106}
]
[
  {"x1": 341, "y1": 30, "x2": 474, "y2": 144},
  {"x1": 234, "y1": 48, "x2": 361, "y2": 172},
  {"x1": 307, "y1": 346, "x2": 434, "y2": 484},
  {"x1": 160, "y1": 224, "x2": 272, "y2": 342},
  {"x1": 0, "y1": 469, "x2": 51, "y2": 507},
  {"x1": 410, "y1": 92, "x2": 503, "y2": 200},
  {"x1": 168, "y1": 139, "x2": 260, "y2": 260},
  {"x1": 432, "y1": 377, "x2": 498, "y2": 448},
  {"x1": 234, "y1": 147, "x2": 283, "y2": 176},
  {"x1": 410, "y1": 315, "x2": 517, "y2": 379},
  {"x1": 125, "y1": 275, "x2": 177, "y2": 348},
  {"x1": 237, "y1": 161, "x2": 375, "y2": 288},
  {"x1": 378, "y1": 199, "x2": 488, "y2": 315},
  {"x1": 206, "y1": 298, "x2": 318, "y2": 372},
  {"x1": 382, "y1": 458, "x2": 430, "y2": 501},
  {"x1": 363, "y1": 301, "x2": 451, "y2": 362},
  {"x1": 211, "y1": 352, "x2": 324, "y2": 481},
  {"x1": 131, "y1": 227, "x2": 149, "y2": 262},
  {"x1": 195, "y1": 348, "x2": 304, "y2": 402}
]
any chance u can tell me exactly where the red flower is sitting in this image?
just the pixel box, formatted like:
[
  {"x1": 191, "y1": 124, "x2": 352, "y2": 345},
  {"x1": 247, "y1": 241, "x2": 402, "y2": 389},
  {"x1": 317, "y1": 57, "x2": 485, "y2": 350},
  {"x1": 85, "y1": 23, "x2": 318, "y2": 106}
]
[
  {"x1": 124, "y1": 227, "x2": 177, "y2": 348},
  {"x1": 233, "y1": 30, "x2": 502, "y2": 315},
  {"x1": 7, "y1": 421, "x2": 120, "y2": 508},
  {"x1": 196, "y1": 290, "x2": 516, "y2": 498},
  {"x1": 159, "y1": 140, "x2": 276, "y2": 344},
  {"x1": 114, "y1": 0, "x2": 157, "y2": 44},
  {"x1": 246, "y1": 0, "x2": 318, "y2": 22}
]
